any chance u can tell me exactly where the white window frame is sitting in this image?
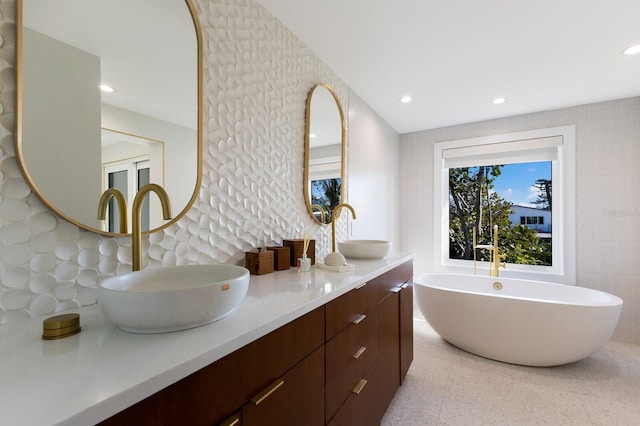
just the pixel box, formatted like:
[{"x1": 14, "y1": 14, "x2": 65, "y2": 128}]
[{"x1": 433, "y1": 125, "x2": 575, "y2": 284}]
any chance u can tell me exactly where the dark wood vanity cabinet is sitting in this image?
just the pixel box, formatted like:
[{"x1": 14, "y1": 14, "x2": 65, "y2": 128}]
[
  {"x1": 325, "y1": 281, "x2": 380, "y2": 420},
  {"x1": 100, "y1": 307, "x2": 325, "y2": 426},
  {"x1": 399, "y1": 276, "x2": 414, "y2": 383},
  {"x1": 326, "y1": 260, "x2": 413, "y2": 425},
  {"x1": 100, "y1": 260, "x2": 413, "y2": 426}
]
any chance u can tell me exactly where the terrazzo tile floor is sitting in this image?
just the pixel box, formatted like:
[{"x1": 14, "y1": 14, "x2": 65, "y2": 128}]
[{"x1": 382, "y1": 312, "x2": 640, "y2": 425}]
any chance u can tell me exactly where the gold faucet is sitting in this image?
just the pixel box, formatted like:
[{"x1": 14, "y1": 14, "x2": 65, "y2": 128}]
[
  {"x1": 97, "y1": 188, "x2": 128, "y2": 234},
  {"x1": 311, "y1": 204, "x2": 328, "y2": 223},
  {"x1": 473, "y1": 225, "x2": 506, "y2": 277},
  {"x1": 491, "y1": 225, "x2": 506, "y2": 277},
  {"x1": 131, "y1": 184, "x2": 172, "y2": 271},
  {"x1": 331, "y1": 203, "x2": 356, "y2": 252}
]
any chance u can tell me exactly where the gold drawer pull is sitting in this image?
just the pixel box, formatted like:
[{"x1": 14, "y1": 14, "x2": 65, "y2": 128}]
[
  {"x1": 220, "y1": 415, "x2": 240, "y2": 426},
  {"x1": 353, "y1": 346, "x2": 367, "y2": 359},
  {"x1": 352, "y1": 378, "x2": 368, "y2": 395},
  {"x1": 251, "y1": 379, "x2": 285, "y2": 405},
  {"x1": 355, "y1": 282, "x2": 367, "y2": 290},
  {"x1": 353, "y1": 314, "x2": 367, "y2": 324}
]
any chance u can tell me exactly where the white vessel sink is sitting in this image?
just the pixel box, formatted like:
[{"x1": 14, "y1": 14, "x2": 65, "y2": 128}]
[
  {"x1": 338, "y1": 240, "x2": 392, "y2": 259},
  {"x1": 97, "y1": 264, "x2": 250, "y2": 333}
]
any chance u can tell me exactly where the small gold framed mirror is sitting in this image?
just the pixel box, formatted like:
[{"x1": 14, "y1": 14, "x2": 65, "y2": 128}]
[{"x1": 304, "y1": 84, "x2": 346, "y2": 225}]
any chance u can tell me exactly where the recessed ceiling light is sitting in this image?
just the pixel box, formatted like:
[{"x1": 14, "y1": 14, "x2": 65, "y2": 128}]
[
  {"x1": 309, "y1": 133, "x2": 317, "y2": 138},
  {"x1": 492, "y1": 97, "x2": 507, "y2": 105},
  {"x1": 400, "y1": 95, "x2": 412, "y2": 103},
  {"x1": 623, "y1": 44, "x2": 640, "y2": 55},
  {"x1": 99, "y1": 84, "x2": 114, "y2": 93}
]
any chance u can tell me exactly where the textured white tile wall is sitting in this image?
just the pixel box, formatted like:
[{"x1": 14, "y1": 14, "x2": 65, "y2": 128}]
[
  {"x1": 400, "y1": 96, "x2": 640, "y2": 344},
  {"x1": 0, "y1": 0, "x2": 349, "y2": 323}
]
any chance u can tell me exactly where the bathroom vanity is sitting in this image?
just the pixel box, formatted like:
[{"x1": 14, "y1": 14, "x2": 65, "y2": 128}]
[{"x1": 0, "y1": 254, "x2": 412, "y2": 425}]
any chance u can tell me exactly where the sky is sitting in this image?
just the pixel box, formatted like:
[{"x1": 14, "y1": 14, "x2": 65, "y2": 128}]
[{"x1": 492, "y1": 161, "x2": 551, "y2": 207}]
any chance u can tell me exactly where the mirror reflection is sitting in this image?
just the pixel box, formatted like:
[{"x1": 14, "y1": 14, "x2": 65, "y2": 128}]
[
  {"x1": 100, "y1": 129, "x2": 164, "y2": 233},
  {"x1": 304, "y1": 84, "x2": 345, "y2": 224},
  {"x1": 16, "y1": 0, "x2": 201, "y2": 235}
]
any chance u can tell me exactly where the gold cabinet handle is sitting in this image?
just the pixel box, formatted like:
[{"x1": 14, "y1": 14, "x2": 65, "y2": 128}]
[
  {"x1": 352, "y1": 378, "x2": 368, "y2": 395},
  {"x1": 251, "y1": 379, "x2": 285, "y2": 405},
  {"x1": 391, "y1": 283, "x2": 410, "y2": 293},
  {"x1": 355, "y1": 282, "x2": 367, "y2": 290},
  {"x1": 353, "y1": 314, "x2": 366, "y2": 324},
  {"x1": 219, "y1": 415, "x2": 240, "y2": 426},
  {"x1": 353, "y1": 346, "x2": 367, "y2": 359}
]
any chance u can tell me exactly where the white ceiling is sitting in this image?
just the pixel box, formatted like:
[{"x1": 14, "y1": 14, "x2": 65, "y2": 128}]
[{"x1": 257, "y1": 0, "x2": 640, "y2": 134}]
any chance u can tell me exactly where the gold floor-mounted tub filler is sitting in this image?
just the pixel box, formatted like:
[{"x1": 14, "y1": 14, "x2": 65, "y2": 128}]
[{"x1": 473, "y1": 225, "x2": 506, "y2": 277}]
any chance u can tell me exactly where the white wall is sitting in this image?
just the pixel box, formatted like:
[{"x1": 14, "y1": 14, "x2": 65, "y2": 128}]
[
  {"x1": 400, "y1": 96, "x2": 640, "y2": 344},
  {"x1": 346, "y1": 90, "x2": 400, "y2": 247}
]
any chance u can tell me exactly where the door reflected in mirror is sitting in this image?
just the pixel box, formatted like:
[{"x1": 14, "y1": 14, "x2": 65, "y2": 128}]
[
  {"x1": 15, "y1": 0, "x2": 202, "y2": 235},
  {"x1": 101, "y1": 129, "x2": 165, "y2": 233},
  {"x1": 304, "y1": 84, "x2": 345, "y2": 224}
]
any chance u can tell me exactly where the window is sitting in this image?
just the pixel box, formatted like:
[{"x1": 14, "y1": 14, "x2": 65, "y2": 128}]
[
  {"x1": 449, "y1": 160, "x2": 552, "y2": 266},
  {"x1": 434, "y1": 126, "x2": 575, "y2": 283}
]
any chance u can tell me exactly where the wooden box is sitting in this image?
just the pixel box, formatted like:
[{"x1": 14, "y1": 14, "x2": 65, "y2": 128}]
[
  {"x1": 282, "y1": 239, "x2": 315, "y2": 266},
  {"x1": 266, "y1": 246, "x2": 291, "y2": 271},
  {"x1": 245, "y1": 250, "x2": 274, "y2": 275}
]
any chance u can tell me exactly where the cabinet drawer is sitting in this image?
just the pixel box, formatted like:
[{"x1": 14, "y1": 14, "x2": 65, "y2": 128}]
[
  {"x1": 327, "y1": 359, "x2": 385, "y2": 426},
  {"x1": 242, "y1": 346, "x2": 325, "y2": 426},
  {"x1": 326, "y1": 279, "x2": 379, "y2": 340},
  {"x1": 325, "y1": 307, "x2": 379, "y2": 420},
  {"x1": 376, "y1": 259, "x2": 413, "y2": 298}
]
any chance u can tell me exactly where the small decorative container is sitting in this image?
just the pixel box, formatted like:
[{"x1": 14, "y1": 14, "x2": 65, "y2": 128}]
[
  {"x1": 297, "y1": 255, "x2": 311, "y2": 273},
  {"x1": 245, "y1": 249, "x2": 274, "y2": 275},
  {"x1": 266, "y1": 246, "x2": 291, "y2": 271},
  {"x1": 42, "y1": 313, "x2": 81, "y2": 340},
  {"x1": 283, "y1": 239, "x2": 315, "y2": 266}
]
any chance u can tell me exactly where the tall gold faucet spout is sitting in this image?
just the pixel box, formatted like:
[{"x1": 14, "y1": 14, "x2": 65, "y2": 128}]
[
  {"x1": 491, "y1": 225, "x2": 506, "y2": 277},
  {"x1": 311, "y1": 204, "x2": 328, "y2": 223},
  {"x1": 331, "y1": 203, "x2": 356, "y2": 252},
  {"x1": 132, "y1": 184, "x2": 172, "y2": 271},
  {"x1": 97, "y1": 188, "x2": 128, "y2": 234}
]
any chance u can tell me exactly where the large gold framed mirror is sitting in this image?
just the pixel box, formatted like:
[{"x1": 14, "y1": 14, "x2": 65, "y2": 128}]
[
  {"x1": 304, "y1": 84, "x2": 346, "y2": 225},
  {"x1": 15, "y1": 0, "x2": 203, "y2": 236}
]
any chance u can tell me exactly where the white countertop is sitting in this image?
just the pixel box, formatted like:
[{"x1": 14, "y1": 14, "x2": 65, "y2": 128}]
[{"x1": 0, "y1": 253, "x2": 413, "y2": 426}]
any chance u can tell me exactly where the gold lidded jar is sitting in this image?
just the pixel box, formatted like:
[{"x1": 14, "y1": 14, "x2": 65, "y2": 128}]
[{"x1": 42, "y1": 313, "x2": 81, "y2": 340}]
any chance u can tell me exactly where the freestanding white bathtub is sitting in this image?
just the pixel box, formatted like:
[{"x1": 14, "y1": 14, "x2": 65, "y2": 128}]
[{"x1": 414, "y1": 273, "x2": 623, "y2": 367}]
